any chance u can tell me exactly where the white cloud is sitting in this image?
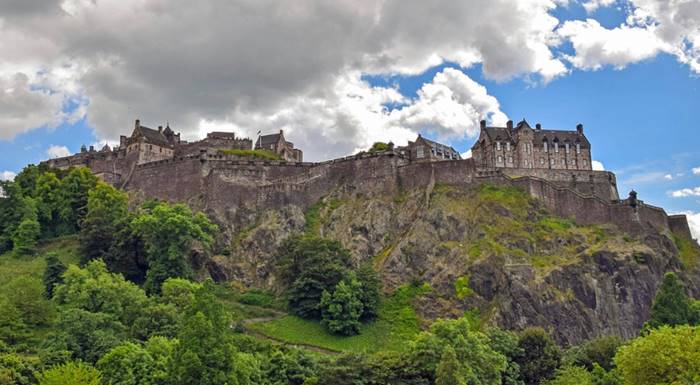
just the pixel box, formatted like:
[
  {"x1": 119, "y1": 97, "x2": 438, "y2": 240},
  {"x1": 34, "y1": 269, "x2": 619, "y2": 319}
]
[
  {"x1": 0, "y1": 171, "x2": 16, "y2": 181},
  {"x1": 203, "y1": 68, "x2": 507, "y2": 160},
  {"x1": 693, "y1": 167, "x2": 700, "y2": 175},
  {"x1": 462, "y1": 150, "x2": 473, "y2": 159},
  {"x1": 557, "y1": 19, "x2": 669, "y2": 70},
  {"x1": 46, "y1": 145, "x2": 70, "y2": 159},
  {"x1": 664, "y1": 174, "x2": 673, "y2": 180},
  {"x1": 677, "y1": 211, "x2": 700, "y2": 239},
  {"x1": 582, "y1": 0, "x2": 617, "y2": 13},
  {"x1": 0, "y1": 0, "x2": 562, "y2": 155},
  {"x1": 671, "y1": 187, "x2": 700, "y2": 198},
  {"x1": 592, "y1": 160, "x2": 605, "y2": 171},
  {"x1": 559, "y1": 1, "x2": 700, "y2": 73}
]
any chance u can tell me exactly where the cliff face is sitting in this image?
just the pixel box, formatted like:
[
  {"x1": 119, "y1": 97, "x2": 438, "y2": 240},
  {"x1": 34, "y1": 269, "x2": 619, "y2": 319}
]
[{"x1": 213, "y1": 182, "x2": 700, "y2": 345}]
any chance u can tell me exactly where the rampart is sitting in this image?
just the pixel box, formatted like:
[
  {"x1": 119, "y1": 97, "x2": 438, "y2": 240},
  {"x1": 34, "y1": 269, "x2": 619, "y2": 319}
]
[{"x1": 117, "y1": 151, "x2": 690, "y2": 239}]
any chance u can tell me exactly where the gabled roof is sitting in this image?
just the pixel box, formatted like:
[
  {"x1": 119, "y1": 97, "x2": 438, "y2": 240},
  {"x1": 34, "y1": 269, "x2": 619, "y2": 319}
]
[
  {"x1": 479, "y1": 121, "x2": 590, "y2": 147},
  {"x1": 416, "y1": 135, "x2": 460, "y2": 156},
  {"x1": 135, "y1": 125, "x2": 171, "y2": 147},
  {"x1": 258, "y1": 132, "x2": 282, "y2": 147},
  {"x1": 534, "y1": 130, "x2": 590, "y2": 147}
]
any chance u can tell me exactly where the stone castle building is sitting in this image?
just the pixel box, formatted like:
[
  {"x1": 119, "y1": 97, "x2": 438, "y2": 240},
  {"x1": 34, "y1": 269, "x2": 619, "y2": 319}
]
[
  {"x1": 41, "y1": 117, "x2": 693, "y2": 245},
  {"x1": 255, "y1": 130, "x2": 303, "y2": 162},
  {"x1": 471, "y1": 119, "x2": 592, "y2": 170}
]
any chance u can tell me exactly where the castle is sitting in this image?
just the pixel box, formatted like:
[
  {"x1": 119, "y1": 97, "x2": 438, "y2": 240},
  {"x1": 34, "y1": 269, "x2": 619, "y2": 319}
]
[{"x1": 43, "y1": 118, "x2": 693, "y2": 242}]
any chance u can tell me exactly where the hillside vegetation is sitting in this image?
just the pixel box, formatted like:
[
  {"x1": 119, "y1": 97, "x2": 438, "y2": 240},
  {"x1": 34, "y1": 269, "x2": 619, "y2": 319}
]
[{"x1": 1, "y1": 164, "x2": 700, "y2": 384}]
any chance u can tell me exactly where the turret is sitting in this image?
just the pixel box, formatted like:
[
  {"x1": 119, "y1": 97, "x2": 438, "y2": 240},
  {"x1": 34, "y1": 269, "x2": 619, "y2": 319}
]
[{"x1": 576, "y1": 123, "x2": 583, "y2": 134}]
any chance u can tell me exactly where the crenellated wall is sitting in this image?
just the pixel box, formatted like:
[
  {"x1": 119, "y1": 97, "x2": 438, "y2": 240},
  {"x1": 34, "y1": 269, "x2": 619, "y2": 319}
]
[{"x1": 44, "y1": 149, "x2": 690, "y2": 239}]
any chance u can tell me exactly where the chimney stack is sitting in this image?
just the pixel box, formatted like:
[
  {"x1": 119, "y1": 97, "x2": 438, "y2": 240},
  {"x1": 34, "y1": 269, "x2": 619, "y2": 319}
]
[
  {"x1": 135, "y1": 119, "x2": 141, "y2": 130},
  {"x1": 158, "y1": 125, "x2": 163, "y2": 133},
  {"x1": 535, "y1": 123, "x2": 541, "y2": 130},
  {"x1": 480, "y1": 120, "x2": 486, "y2": 129},
  {"x1": 576, "y1": 123, "x2": 583, "y2": 133},
  {"x1": 506, "y1": 120, "x2": 513, "y2": 130}
]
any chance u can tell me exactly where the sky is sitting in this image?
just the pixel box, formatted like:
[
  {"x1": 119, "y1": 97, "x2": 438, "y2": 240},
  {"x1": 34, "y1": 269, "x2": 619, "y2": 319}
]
[{"x1": 1, "y1": 0, "x2": 700, "y2": 236}]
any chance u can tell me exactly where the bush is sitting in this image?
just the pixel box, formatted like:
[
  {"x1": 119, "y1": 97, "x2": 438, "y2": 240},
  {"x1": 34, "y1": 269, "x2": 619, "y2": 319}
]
[{"x1": 515, "y1": 328, "x2": 561, "y2": 385}]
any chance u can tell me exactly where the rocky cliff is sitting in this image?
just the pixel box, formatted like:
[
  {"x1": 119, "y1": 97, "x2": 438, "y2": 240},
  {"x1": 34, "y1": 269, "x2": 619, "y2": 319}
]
[{"x1": 211, "y1": 181, "x2": 698, "y2": 345}]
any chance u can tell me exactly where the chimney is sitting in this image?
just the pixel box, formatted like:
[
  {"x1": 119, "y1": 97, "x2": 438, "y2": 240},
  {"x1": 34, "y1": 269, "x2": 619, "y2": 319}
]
[
  {"x1": 158, "y1": 125, "x2": 163, "y2": 132},
  {"x1": 535, "y1": 123, "x2": 541, "y2": 130},
  {"x1": 506, "y1": 120, "x2": 513, "y2": 130},
  {"x1": 135, "y1": 119, "x2": 140, "y2": 130},
  {"x1": 480, "y1": 120, "x2": 486, "y2": 129},
  {"x1": 89, "y1": 145, "x2": 95, "y2": 152},
  {"x1": 576, "y1": 123, "x2": 583, "y2": 133}
]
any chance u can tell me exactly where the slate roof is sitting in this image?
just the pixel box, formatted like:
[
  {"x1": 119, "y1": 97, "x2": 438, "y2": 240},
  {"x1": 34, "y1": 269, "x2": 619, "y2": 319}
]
[
  {"x1": 481, "y1": 119, "x2": 590, "y2": 147},
  {"x1": 417, "y1": 135, "x2": 461, "y2": 158},
  {"x1": 258, "y1": 133, "x2": 282, "y2": 147},
  {"x1": 136, "y1": 126, "x2": 171, "y2": 147}
]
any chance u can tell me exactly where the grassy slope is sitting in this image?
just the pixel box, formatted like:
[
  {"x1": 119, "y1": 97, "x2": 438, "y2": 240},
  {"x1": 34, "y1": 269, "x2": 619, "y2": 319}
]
[
  {"x1": 0, "y1": 236, "x2": 80, "y2": 283},
  {"x1": 249, "y1": 283, "x2": 429, "y2": 353}
]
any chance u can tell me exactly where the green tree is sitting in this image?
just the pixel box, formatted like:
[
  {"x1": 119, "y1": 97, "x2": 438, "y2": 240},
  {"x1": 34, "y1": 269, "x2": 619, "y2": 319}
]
[
  {"x1": 411, "y1": 316, "x2": 507, "y2": 385},
  {"x1": 53, "y1": 260, "x2": 150, "y2": 327},
  {"x1": 545, "y1": 366, "x2": 592, "y2": 385},
  {"x1": 646, "y1": 272, "x2": 696, "y2": 329},
  {"x1": 563, "y1": 336, "x2": 622, "y2": 372},
  {"x1": 262, "y1": 348, "x2": 318, "y2": 385},
  {"x1": 615, "y1": 325, "x2": 700, "y2": 385},
  {"x1": 36, "y1": 361, "x2": 102, "y2": 385},
  {"x1": 0, "y1": 296, "x2": 30, "y2": 345},
  {"x1": 487, "y1": 328, "x2": 524, "y2": 385},
  {"x1": 436, "y1": 346, "x2": 465, "y2": 385},
  {"x1": 0, "y1": 181, "x2": 26, "y2": 253},
  {"x1": 320, "y1": 279, "x2": 363, "y2": 336},
  {"x1": 79, "y1": 182, "x2": 129, "y2": 264},
  {"x1": 45, "y1": 308, "x2": 126, "y2": 364},
  {"x1": 277, "y1": 235, "x2": 352, "y2": 319},
  {"x1": 97, "y1": 342, "x2": 157, "y2": 385},
  {"x1": 161, "y1": 278, "x2": 202, "y2": 310},
  {"x1": 58, "y1": 167, "x2": 98, "y2": 234},
  {"x1": 169, "y1": 283, "x2": 260, "y2": 385},
  {"x1": 43, "y1": 253, "x2": 67, "y2": 299},
  {"x1": 132, "y1": 202, "x2": 217, "y2": 294},
  {"x1": 11, "y1": 197, "x2": 40, "y2": 256},
  {"x1": 354, "y1": 264, "x2": 380, "y2": 320},
  {"x1": 515, "y1": 328, "x2": 561, "y2": 385},
  {"x1": 0, "y1": 352, "x2": 40, "y2": 385},
  {"x1": 368, "y1": 142, "x2": 392, "y2": 153},
  {"x1": 35, "y1": 172, "x2": 62, "y2": 237},
  {"x1": 1, "y1": 276, "x2": 54, "y2": 326}
]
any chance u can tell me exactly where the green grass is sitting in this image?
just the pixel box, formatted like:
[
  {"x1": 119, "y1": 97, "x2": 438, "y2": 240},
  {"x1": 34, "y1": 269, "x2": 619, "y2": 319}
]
[
  {"x1": 218, "y1": 148, "x2": 282, "y2": 161},
  {"x1": 454, "y1": 275, "x2": 474, "y2": 299},
  {"x1": 673, "y1": 234, "x2": 699, "y2": 269},
  {"x1": 249, "y1": 283, "x2": 430, "y2": 353},
  {"x1": 0, "y1": 235, "x2": 80, "y2": 283}
]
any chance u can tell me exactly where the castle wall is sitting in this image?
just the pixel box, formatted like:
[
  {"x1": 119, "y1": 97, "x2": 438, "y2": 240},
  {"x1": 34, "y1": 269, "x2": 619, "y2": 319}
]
[
  {"x1": 500, "y1": 168, "x2": 619, "y2": 201},
  {"x1": 669, "y1": 215, "x2": 694, "y2": 239}
]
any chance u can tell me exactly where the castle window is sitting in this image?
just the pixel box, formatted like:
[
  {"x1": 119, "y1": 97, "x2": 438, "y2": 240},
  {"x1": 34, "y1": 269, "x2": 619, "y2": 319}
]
[
  {"x1": 576, "y1": 143, "x2": 581, "y2": 154},
  {"x1": 543, "y1": 141, "x2": 548, "y2": 152},
  {"x1": 583, "y1": 159, "x2": 588, "y2": 166},
  {"x1": 554, "y1": 142, "x2": 559, "y2": 153},
  {"x1": 565, "y1": 143, "x2": 570, "y2": 153},
  {"x1": 540, "y1": 158, "x2": 544, "y2": 165},
  {"x1": 508, "y1": 156, "x2": 513, "y2": 163},
  {"x1": 550, "y1": 158, "x2": 555, "y2": 165},
  {"x1": 416, "y1": 147, "x2": 425, "y2": 158},
  {"x1": 526, "y1": 143, "x2": 531, "y2": 154},
  {"x1": 496, "y1": 141, "x2": 501, "y2": 151},
  {"x1": 497, "y1": 155, "x2": 503, "y2": 163},
  {"x1": 506, "y1": 142, "x2": 511, "y2": 151}
]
